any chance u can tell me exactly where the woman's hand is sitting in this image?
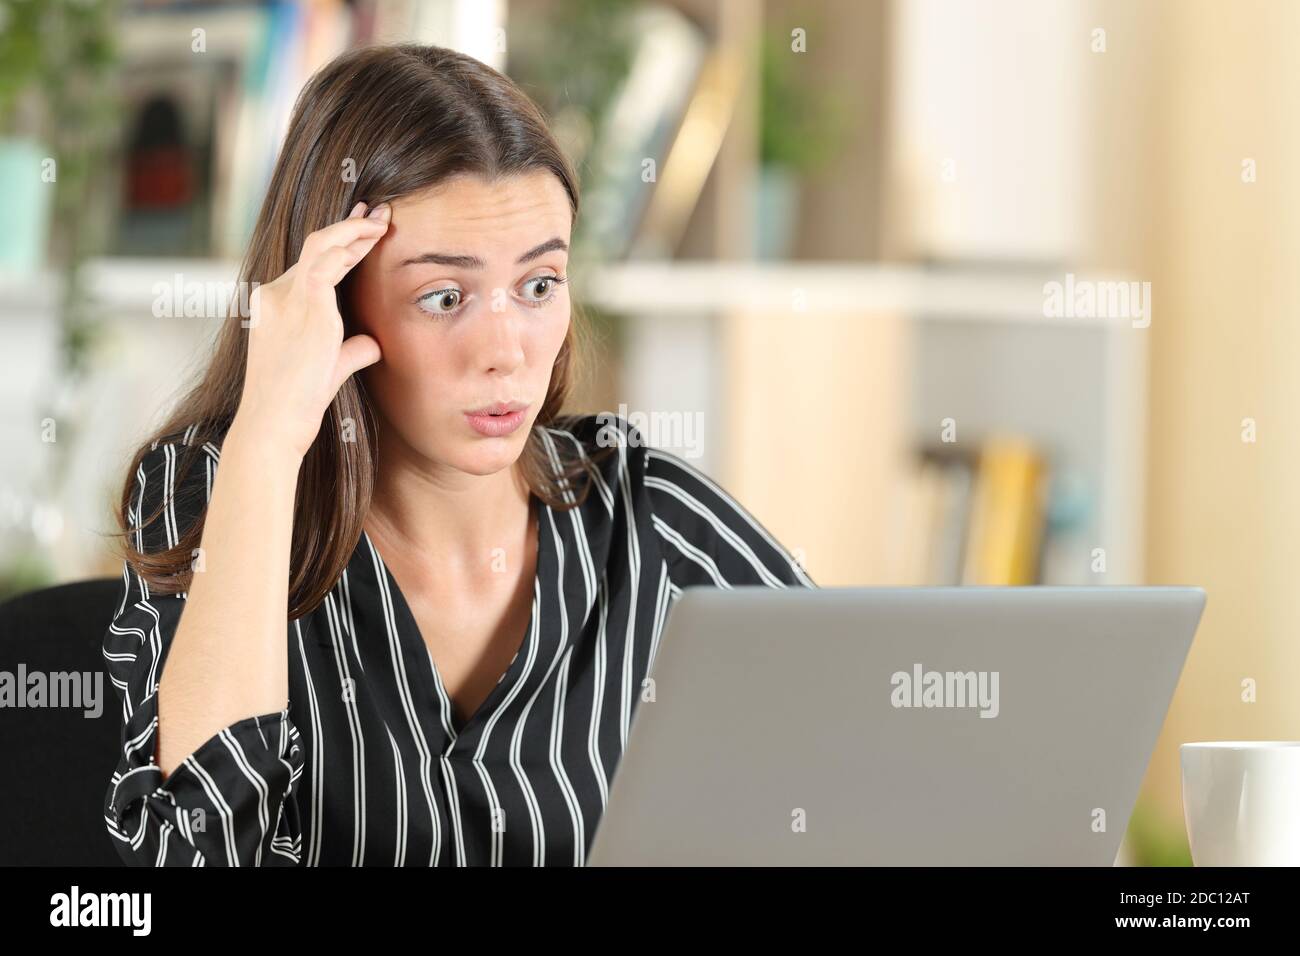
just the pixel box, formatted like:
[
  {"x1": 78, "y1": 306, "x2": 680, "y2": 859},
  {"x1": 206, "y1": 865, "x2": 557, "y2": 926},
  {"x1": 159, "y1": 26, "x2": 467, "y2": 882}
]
[{"x1": 235, "y1": 201, "x2": 391, "y2": 462}]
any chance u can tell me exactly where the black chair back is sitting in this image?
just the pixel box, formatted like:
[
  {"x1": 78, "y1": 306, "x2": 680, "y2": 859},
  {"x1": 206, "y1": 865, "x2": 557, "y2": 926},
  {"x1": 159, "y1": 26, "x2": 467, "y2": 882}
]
[{"x1": 0, "y1": 578, "x2": 126, "y2": 865}]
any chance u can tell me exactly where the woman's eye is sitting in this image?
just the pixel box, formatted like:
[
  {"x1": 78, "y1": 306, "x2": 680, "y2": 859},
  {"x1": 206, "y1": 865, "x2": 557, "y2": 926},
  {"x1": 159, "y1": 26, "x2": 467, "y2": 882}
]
[
  {"x1": 417, "y1": 288, "x2": 463, "y2": 316},
  {"x1": 520, "y1": 274, "x2": 567, "y2": 307}
]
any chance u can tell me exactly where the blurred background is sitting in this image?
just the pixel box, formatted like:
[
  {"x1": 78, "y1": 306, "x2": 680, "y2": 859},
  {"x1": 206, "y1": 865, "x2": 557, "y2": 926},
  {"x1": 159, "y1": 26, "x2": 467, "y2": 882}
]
[{"x1": 0, "y1": 0, "x2": 1294, "y2": 866}]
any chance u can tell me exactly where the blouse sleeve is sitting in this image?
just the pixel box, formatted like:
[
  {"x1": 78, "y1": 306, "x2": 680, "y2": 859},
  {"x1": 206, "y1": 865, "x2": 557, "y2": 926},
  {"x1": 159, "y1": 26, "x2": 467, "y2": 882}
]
[
  {"x1": 637, "y1": 437, "x2": 817, "y2": 591},
  {"x1": 101, "y1": 439, "x2": 305, "y2": 866}
]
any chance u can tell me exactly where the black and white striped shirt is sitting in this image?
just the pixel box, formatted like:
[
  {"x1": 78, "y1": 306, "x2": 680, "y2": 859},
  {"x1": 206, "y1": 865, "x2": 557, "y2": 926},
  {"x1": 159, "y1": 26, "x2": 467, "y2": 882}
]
[{"x1": 102, "y1": 413, "x2": 815, "y2": 866}]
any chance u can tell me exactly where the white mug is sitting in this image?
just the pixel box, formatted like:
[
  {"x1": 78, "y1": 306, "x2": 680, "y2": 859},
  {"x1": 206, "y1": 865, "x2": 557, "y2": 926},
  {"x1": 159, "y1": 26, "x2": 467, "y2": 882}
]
[{"x1": 1180, "y1": 741, "x2": 1300, "y2": 866}]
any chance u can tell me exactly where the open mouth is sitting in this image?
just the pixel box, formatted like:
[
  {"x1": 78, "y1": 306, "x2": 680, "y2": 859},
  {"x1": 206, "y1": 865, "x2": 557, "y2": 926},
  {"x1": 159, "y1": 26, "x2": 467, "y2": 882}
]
[
  {"x1": 464, "y1": 402, "x2": 529, "y2": 436},
  {"x1": 467, "y1": 401, "x2": 528, "y2": 417}
]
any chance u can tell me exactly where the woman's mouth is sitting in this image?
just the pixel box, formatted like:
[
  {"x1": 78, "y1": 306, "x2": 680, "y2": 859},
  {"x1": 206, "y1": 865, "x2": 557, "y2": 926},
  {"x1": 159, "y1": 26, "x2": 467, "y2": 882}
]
[{"x1": 464, "y1": 401, "x2": 529, "y2": 437}]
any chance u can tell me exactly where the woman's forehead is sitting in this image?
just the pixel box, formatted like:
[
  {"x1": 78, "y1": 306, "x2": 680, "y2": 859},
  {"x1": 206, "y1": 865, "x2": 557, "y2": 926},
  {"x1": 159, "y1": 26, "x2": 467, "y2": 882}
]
[
  {"x1": 380, "y1": 173, "x2": 571, "y2": 265},
  {"x1": 393, "y1": 171, "x2": 569, "y2": 225}
]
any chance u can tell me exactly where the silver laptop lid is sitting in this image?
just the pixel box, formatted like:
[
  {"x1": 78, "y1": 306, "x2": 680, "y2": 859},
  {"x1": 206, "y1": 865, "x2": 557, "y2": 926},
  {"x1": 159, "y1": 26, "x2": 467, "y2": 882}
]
[{"x1": 587, "y1": 586, "x2": 1205, "y2": 866}]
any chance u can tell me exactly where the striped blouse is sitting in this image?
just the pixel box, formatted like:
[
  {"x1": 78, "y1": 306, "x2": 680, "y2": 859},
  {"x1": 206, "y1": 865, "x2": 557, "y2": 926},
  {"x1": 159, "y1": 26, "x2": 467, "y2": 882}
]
[{"x1": 102, "y1": 413, "x2": 816, "y2": 866}]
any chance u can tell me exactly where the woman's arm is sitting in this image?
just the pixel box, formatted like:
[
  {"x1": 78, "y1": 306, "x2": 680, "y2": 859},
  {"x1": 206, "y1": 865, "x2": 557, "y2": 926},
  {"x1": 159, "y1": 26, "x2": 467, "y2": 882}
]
[
  {"x1": 103, "y1": 439, "x2": 305, "y2": 866},
  {"x1": 103, "y1": 202, "x2": 390, "y2": 865},
  {"x1": 153, "y1": 417, "x2": 301, "y2": 776},
  {"x1": 155, "y1": 201, "x2": 389, "y2": 773}
]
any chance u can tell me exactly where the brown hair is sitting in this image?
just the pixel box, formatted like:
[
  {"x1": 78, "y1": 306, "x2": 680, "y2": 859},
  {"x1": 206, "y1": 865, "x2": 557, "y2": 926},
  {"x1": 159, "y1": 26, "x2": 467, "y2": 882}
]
[{"x1": 113, "y1": 43, "x2": 612, "y2": 619}]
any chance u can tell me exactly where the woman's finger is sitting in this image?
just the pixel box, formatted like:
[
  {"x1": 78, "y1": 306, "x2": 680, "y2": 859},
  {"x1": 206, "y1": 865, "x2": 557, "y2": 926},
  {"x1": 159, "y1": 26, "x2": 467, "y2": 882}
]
[
  {"x1": 331, "y1": 332, "x2": 383, "y2": 393},
  {"x1": 333, "y1": 222, "x2": 391, "y2": 279},
  {"x1": 303, "y1": 230, "x2": 387, "y2": 288},
  {"x1": 299, "y1": 209, "x2": 388, "y2": 260}
]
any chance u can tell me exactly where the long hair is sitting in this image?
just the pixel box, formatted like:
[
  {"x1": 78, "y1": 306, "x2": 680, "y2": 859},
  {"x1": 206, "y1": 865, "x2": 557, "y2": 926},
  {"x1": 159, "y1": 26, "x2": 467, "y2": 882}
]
[{"x1": 113, "y1": 43, "x2": 611, "y2": 619}]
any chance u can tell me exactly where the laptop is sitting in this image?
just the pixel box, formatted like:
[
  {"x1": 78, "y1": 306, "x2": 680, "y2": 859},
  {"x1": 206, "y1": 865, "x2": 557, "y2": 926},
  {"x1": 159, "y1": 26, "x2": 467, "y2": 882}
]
[{"x1": 586, "y1": 585, "x2": 1206, "y2": 866}]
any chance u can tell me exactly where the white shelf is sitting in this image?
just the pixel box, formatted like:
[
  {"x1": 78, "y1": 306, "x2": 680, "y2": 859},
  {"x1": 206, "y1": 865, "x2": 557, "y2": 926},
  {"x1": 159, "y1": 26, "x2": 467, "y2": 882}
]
[
  {"x1": 0, "y1": 268, "x2": 61, "y2": 314},
  {"x1": 2, "y1": 258, "x2": 1146, "y2": 327},
  {"x1": 580, "y1": 261, "x2": 1144, "y2": 324}
]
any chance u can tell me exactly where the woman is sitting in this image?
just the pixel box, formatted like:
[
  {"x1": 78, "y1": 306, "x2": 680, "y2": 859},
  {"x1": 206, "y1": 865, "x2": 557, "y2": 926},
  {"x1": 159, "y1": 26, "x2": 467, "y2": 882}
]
[{"x1": 103, "y1": 43, "x2": 814, "y2": 867}]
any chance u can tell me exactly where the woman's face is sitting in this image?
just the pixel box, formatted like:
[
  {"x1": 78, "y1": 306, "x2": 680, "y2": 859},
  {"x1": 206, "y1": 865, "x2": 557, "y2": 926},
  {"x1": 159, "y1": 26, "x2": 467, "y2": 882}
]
[{"x1": 348, "y1": 171, "x2": 572, "y2": 478}]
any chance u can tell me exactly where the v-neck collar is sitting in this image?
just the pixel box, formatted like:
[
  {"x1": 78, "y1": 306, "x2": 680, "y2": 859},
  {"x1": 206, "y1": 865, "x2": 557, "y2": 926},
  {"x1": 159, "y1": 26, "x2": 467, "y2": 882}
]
[{"x1": 358, "y1": 491, "x2": 553, "y2": 745}]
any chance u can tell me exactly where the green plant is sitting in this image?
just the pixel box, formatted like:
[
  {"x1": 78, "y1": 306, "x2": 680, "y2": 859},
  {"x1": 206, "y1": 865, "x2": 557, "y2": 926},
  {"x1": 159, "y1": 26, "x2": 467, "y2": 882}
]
[
  {"x1": 0, "y1": 0, "x2": 44, "y2": 124},
  {"x1": 759, "y1": 19, "x2": 849, "y2": 173},
  {"x1": 505, "y1": 0, "x2": 639, "y2": 173},
  {"x1": 1125, "y1": 797, "x2": 1193, "y2": 867},
  {"x1": 0, "y1": 0, "x2": 120, "y2": 598},
  {"x1": 0, "y1": 550, "x2": 56, "y2": 604}
]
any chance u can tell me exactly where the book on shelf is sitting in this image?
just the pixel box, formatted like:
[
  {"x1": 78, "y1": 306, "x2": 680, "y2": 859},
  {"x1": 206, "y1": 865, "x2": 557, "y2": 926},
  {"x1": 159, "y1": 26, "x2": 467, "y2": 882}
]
[
  {"x1": 891, "y1": 435, "x2": 1050, "y2": 586},
  {"x1": 961, "y1": 436, "x2": 1048, "y2": 585},
  {"x1": 111, "y1": 0, "x2": 462, "y2": 260}
]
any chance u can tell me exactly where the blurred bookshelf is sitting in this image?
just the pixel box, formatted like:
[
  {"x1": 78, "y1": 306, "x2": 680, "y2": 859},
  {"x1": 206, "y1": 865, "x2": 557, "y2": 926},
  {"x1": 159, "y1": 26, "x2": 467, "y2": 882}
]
[
  {"x1": 1, "y1": 0, "x2": 1147, "y2": 596},
  {"x1": 583, "y1": 261, "x2": 1149, "y2": 590}
]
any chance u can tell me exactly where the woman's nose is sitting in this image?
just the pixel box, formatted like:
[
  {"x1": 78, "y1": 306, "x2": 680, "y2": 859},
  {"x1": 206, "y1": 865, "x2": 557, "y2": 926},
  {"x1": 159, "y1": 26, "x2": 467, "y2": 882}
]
[{"x1": 473, "y1": 297, "x2": 527, "y2": 373}]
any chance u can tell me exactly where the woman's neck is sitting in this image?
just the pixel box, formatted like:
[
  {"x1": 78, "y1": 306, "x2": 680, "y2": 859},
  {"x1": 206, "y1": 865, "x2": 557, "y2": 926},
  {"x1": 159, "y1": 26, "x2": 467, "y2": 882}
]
[{"x1": 363, "y1": 425, "x2": 533, "y2": 586}]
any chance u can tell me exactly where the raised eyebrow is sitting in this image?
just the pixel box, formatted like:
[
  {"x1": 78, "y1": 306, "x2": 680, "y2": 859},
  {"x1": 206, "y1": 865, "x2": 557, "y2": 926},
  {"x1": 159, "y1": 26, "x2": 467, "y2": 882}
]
[{"x1": 397, "y1": 237, "x2": 568, "y2": 270}]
